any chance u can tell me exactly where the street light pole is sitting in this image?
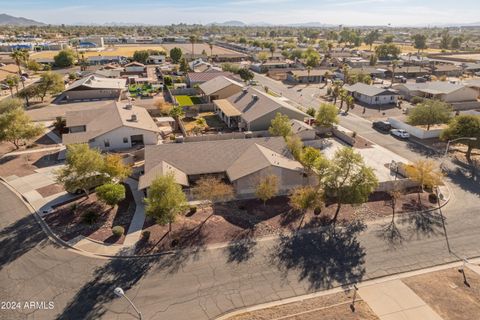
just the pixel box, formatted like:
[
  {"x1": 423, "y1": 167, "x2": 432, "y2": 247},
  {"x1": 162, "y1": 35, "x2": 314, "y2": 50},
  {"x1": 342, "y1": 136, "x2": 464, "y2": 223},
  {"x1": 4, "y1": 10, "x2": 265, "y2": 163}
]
[
  {"x1": 444, "y1": 137, "x2": 478, "y2": 158},
  {"x1": 114, "y1": 287, "x2": 142, "y2": 320}
]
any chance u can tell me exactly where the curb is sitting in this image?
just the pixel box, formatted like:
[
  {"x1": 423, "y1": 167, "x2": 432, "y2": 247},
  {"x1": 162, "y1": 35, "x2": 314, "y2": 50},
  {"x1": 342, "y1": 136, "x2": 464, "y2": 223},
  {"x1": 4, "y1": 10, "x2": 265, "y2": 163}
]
[
  {"x1": 0, "y1": 174, "x2": 454, "y2": 260},
  {"x1": 214, "y1": 255, "x2": 480, "y2": 320},
  {"x1": 0, "y1": 178, "x2": 96, "y2": 258}
]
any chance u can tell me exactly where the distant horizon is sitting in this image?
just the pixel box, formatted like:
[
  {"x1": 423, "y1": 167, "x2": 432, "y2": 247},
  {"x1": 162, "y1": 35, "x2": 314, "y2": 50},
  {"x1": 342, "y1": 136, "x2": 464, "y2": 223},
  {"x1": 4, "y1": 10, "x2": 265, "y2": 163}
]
[{"x1": 1, "y1": 0, "x2": 480, "y2": 27}]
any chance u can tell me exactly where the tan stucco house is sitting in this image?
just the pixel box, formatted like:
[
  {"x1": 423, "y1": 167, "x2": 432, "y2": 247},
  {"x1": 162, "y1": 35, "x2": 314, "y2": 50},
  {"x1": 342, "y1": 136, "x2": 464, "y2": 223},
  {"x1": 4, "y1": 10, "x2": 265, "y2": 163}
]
[
  {"x1": 138, "y1": 137, "x2": 309, "y2": 196},
  {"x1": 62, "y1": 101, "x2": 160, "y2": 151},
  {"x1": 213, "y1": 87, "x2": 309, "y2": 131},
  {"x1": 199, "y1": 76, "x2": 244, "y2": 102},
  {"x1": 62, "y1": 75, "x2": 126, "y2": 102}
]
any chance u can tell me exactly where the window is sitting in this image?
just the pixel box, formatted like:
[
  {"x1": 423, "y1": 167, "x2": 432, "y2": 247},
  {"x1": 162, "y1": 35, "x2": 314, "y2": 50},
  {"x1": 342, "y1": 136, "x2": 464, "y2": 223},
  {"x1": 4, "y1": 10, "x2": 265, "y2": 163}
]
[
  {"x1": 390, "y1": 96, "x2": 394, "y2": 100},
  {"x1": 104, "y1": 140, "x2": 110, "y2": 148},
  {"x1": 375, "y1": 97, "x2": 379, "y2": 101},
  {"x1": 123, "y1": 137, "x2": 128, "y2": 143}
]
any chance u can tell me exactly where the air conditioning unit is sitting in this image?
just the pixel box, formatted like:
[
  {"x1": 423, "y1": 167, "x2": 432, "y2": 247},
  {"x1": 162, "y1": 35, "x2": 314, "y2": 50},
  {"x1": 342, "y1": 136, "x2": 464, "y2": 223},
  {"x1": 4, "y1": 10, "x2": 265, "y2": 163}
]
[
  {"x1": 130, "y1": 114, "x2": 137, "y2": 121},
  {"x1": 252, "y1": 94, "x2": 258, "y2": 100},
  {"x1": 125, "y1": 103, "x2": 133, "y2": 110}
]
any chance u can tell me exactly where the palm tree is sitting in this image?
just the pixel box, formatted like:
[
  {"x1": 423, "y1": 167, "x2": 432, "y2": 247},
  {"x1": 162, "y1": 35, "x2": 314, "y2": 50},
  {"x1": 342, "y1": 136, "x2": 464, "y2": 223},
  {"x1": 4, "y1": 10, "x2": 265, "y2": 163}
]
[
  {"x1": 5, "y1": 74, "x2": 20, "y2": 96},
  {"x1": 10, "y1": 49, "x2": 29, "y2": 106},
  {"x1": 345, "y1": 95, "x2": 355, "y2": 113},
  {"x1": 390, "y1": 60, "x2": 399, "y2": 88},
  {"x1": 208, "y1": 42, "x2": 213, "y2": 60},
  {"x1": 189, "y1": 35, "x2": 196, "y2": 61},
  {"x1": 269, "y1": 44, "x2": 276, "y2": 58},
  {"x1": 339, "y1": 88, "x2": 348, "y2": 109},
  {"x1": 306, "y1": 66, "x2": 312, "y2": 85}
]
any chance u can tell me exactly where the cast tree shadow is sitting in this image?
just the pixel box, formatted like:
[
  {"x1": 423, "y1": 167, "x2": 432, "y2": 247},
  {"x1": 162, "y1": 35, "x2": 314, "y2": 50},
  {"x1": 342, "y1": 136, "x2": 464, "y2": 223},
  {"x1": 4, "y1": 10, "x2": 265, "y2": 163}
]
[
  {"x1": 57, "y1": 249, "x2": 156, "y2": 320},
  {"x1": 225, "y1": 229, "x2": 257, "y2": 264},
  {"x1": 270, "y1": 219, "x2": 367, "y2": 291},
  {"x1": 0, "y1": 214, "x2": 51, "y2": 270},
  {"x1": 376, "y1": 218, "x2": 404, "y2": 248},
  {"x1": 399, "y1": 209, "x2": 444, "y2": 239}
]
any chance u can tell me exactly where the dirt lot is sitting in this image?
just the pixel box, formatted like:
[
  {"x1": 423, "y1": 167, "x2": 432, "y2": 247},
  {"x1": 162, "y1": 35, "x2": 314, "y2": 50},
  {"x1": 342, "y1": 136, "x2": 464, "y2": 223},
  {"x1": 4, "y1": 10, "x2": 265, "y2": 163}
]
[
  {"x1": 43, "y1": 183, "x2": 136, "y2": 244},
  {"x1": 31, "y1": 45, "x2": 167, "y2": 60},
  {"x1": 0, "y1": 131, "x2": 57, "y2": 156},
  {"x1": 136, "y1": 191, "x2": 435, "y2": 254},
  {"x1": 161, "y1": 43, "x2": 245, "y2": 56},
  {"x1": 229, "y1": 291, "x2": 378, "y2": 320},
  {"x1": 0, "y1": 150, "x2": 61, "y2": 178},
  {"x1": 403, "y1": 267, "x2": 480, "y2": 320}
]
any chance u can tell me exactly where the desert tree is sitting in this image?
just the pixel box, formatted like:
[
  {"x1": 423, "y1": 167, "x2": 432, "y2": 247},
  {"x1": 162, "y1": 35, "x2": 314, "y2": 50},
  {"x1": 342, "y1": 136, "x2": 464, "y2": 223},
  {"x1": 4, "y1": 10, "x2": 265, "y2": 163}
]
[
  {"x1": 144, "y1": 173, "x2": 188, "y2": 234},
  {"x1": 255, "y1": 175, "x2": 279, "y2": 206}
]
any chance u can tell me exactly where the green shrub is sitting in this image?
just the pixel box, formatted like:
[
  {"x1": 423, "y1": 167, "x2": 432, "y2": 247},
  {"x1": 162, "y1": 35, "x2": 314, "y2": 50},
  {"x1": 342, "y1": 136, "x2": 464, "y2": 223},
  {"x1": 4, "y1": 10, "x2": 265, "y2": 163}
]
[
  {"x1": 306, "y1": 107, "x2": 316, "y2": 117},
  {"x1": 189, "y1": 206, "x2": 197, "y2": 214},
  {"x1": 112, "y1": 226, "x2": 125, "y2": 237},
  {"x1": 410, "y1": 96, "x2": 424, "y2": 105},
  {"x1": 428, "y1": 193, "x2": 438, "y2": 203},
  {"x1": 82, "y1": 211, "x2": 98, "y2": 225},
  {"x1": 314, "y1": 207, "x2": 322, "y2": 215}
]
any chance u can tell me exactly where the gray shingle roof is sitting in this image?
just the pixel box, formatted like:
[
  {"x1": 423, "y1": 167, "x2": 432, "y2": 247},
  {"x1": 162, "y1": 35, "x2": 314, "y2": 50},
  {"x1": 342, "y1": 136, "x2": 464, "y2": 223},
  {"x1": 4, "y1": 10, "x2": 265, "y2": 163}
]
[
  {"x1": 139, "y1": 137, "x2": 302, "y2": 189},
  {"x1": 199, "y1": 76, "x2": 244, "y2": 96},
  {"x1": 62, "y1": 101, "x2": 159, "y2": 144},
  {"x1": 345, "y1": 83, "x2": 398, "y2": 97},
  {"x1": 218, "y1": 87, "x2": 308, "y2": 123}
]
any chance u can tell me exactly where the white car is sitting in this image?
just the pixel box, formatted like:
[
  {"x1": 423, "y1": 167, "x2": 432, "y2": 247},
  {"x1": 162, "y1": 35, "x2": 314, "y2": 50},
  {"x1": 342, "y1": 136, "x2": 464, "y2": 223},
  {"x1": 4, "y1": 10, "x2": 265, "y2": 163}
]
[{"x1": 390, "y1": 129, "x2": 410, "y2": 139}]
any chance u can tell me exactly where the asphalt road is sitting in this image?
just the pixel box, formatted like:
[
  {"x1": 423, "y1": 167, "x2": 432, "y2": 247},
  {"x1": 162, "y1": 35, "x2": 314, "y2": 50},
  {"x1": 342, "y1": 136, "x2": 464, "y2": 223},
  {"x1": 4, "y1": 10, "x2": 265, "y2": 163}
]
[{"x1": 0, "y1": 74, "x2": 479, "y2": 319}]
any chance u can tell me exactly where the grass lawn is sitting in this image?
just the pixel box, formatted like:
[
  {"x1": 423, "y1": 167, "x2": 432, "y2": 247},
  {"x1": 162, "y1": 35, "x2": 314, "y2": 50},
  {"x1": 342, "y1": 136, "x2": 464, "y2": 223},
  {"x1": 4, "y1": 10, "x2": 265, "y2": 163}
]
[
  {"x1": 175, "y1": 95, "x2": 203, "y2": 107},
  {"x1": 129, "y1": 84, "x2": 155, "y2": 96}
]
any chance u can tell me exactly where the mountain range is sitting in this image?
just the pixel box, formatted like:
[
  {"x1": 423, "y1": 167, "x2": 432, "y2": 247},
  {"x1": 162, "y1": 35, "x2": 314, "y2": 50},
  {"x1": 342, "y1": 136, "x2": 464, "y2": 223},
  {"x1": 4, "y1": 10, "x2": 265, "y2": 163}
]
[{"x1": 0, "y1": 13, "x2": 45, "y2": 26}]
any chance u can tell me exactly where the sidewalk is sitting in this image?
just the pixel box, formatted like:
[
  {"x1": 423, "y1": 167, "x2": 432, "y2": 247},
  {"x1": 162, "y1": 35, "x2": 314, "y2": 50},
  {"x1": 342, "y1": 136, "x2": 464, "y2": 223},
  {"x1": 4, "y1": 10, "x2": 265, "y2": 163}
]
[{"x1": 359, "y1": 280, "x2": 443, "y2": 320}]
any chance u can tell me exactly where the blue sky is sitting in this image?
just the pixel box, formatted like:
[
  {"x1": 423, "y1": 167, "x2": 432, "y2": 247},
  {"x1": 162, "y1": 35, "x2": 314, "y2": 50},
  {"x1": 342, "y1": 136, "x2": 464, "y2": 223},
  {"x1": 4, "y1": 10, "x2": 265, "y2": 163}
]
[{"x1": 1, "y1": 0, "x2": 479, "y2": 26}]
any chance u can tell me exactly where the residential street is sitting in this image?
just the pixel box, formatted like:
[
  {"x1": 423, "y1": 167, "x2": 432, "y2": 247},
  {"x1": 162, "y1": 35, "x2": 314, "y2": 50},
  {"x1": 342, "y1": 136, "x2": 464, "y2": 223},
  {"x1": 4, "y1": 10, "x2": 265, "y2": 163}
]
[{"x1": 0, "y1": 73, "x2": 479, "y2": 320}]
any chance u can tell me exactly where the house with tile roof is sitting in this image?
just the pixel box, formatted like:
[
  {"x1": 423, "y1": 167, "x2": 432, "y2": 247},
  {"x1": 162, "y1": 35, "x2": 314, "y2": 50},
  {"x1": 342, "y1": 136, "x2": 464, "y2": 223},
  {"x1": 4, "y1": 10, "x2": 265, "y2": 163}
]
[
  {"x1": 62, "y1": 101, "x2": 160, "y2": 151},
  {"x1": 213, "y1": 87, "x2": 309, "y2": 131},
  {"x1": 138, "y1": 137, "x2": 309, "y2": 196}
]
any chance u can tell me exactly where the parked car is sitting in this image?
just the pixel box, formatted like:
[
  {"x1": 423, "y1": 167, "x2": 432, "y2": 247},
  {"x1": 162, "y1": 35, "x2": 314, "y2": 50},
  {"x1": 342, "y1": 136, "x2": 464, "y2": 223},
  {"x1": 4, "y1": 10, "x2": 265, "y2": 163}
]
[
  {"x1": 372, "y1": 121, "x2": 392, "y2": 132},
  {"x1": 416, "y1": 77, "x2": 427, "y2": 83},
  {"x1": 390, "y1": 129, "x2": 410, "y2": 139},
  {"x1": 393, "y1": 75, "x2": 407, "y2": 83}
]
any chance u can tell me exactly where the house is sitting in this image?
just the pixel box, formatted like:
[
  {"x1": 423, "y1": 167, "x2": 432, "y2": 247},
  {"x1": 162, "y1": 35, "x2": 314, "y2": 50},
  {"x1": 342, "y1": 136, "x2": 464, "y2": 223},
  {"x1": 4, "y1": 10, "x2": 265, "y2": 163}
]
[
  {"x1": 385, "y1": 66, "x2": 429, "y2": 78},
  {"x1": 138, "y1": 137, "x2": 309, "y2": 196},
  {"x1": 62, "y1": 101, "x2": 160, "y2": 150},
  {"x1": 146, "y1": 55, "x2": 166, "y2": 64},
  {"x1": 393, "y1": 82, "x2": 478, "y2": 103},
  {"x1": 286, "y1": 69, "x2": 330, "y2": 84},
  {"x1": 199, "y1": 76, "x2": 244, "y2": 102},
  {"x1": 464, "y1": 79, "x2": 480, "y2": 98},
  {"x1": 186, "y1": 71, "x2": 235, "y2": 87},
  {"x1": 429, "y1": 64, "x2": 463, "y2": 77},
  {"x1": 122, "y1": 62, "x2": 147, "y2": 77},
  {"x1": 87, "y1": 56, "x2": 126, "y2": 65},
  {"x1": 345, "y1": 83, "x2": 399, "y2": 105},
  {"x1": 250, "y1": 61, "x2": 292, "y2": 73},
  {"x1": 289, "y1": 119, "x2": 316, "y2": 141},
  {"x1": 345, "y1": 57, "x2": 370, "y2": 68},
  {"x1": 61, "y1": 75, "x2": 126, "y2": 102},
  {"x1": 213, "y1": 87, "x2": 309, "y2": 131}
]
